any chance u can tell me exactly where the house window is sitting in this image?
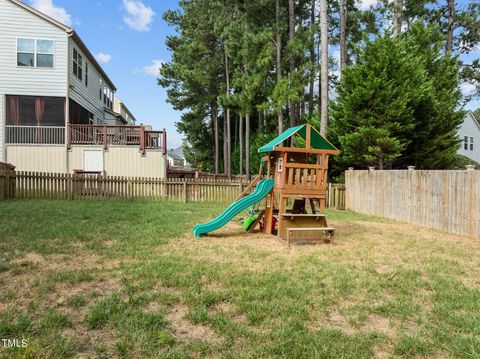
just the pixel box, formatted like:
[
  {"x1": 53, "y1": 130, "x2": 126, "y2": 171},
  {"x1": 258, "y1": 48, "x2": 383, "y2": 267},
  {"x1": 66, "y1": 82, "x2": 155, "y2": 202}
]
[
  {"x1": 470, "y1": 137, "x2": 474, "y2": 151},
  {"x1": 464, "y1": 136, "x2": 468, "y2": 150},
  {"x1": 103, "y1": 88, "x2": 113, "y2": 109},
  {"x1": 85, "y1": 62, "x2": 89, "y2": 86},
  {"x1": 99, "y1": 79, "x2": 103, "y2": 100},
  {"x1": 17, "y1": 38, "x2": 53, "y2": 68},
  {"x1": 73, "y1": 48, "x2": 83, "y2": 81}
]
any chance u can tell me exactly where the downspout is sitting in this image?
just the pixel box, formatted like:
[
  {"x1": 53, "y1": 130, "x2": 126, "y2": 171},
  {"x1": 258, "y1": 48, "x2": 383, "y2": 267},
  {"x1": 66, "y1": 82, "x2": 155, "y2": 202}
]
[
  {"x1": 162, "y1": 129, "x2": 167, "y2": 178},
  {"x1": 65, "y1": 29, "x2": 74, "y2": 174},
  {"x1": 2, "y1": 94, "x2": 6, "y2": 163}
]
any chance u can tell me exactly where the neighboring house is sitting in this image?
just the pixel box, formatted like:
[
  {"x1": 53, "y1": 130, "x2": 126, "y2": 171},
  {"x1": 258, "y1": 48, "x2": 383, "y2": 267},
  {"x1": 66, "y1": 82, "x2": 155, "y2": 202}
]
[
  {"x1": 167, "y1": 145, "x2": 191, "y2": 170},
  {"x1": 103, "y1": 97, "x2": 136, "y2": 126},
  {"x1": 0, "y1": 0, "x2": 166, "y2": 178},
  {"x1": 457, "y1": 111, "x2": 480, "y2": 163},
  {"x1": 113, "y1": 96, "x2": 136, "y2": 125}
]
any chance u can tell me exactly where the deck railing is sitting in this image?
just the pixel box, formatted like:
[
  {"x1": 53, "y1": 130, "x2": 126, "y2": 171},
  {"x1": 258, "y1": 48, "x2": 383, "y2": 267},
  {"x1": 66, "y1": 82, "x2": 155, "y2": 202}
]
[
  {"x1": 6, "y1": 126, "x2": 65, "y2": 145},
  {"x1": 5, "y1": 125, "x2": 166, "y2": 154},
  {"x1": 68, "y1": 124, "x2": 166, "y2": 154}
]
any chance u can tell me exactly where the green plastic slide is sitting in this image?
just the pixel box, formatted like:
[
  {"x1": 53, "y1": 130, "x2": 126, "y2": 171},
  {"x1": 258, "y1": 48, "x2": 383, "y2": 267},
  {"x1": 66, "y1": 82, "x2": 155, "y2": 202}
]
[{"x1": 193, "y1": 178, "x2": 274, "y2": 238}]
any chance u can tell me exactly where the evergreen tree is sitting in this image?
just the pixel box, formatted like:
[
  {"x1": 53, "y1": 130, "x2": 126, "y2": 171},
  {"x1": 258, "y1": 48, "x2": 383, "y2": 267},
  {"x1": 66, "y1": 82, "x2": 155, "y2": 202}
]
[{"x1": 331, "y1": 23, "x2": 463, "y2": 170}]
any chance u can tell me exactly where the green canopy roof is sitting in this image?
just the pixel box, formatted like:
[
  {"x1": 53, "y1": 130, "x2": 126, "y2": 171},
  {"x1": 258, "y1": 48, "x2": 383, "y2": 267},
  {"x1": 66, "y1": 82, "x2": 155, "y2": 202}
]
[{"x1": 258, "y1": 124, "x2": 339, "y2": 153}]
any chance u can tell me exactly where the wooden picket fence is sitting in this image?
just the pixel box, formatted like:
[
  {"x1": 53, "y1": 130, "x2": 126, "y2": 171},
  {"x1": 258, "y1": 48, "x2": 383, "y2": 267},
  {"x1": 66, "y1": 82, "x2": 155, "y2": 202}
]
[
  {"x1": 346, "y1": 170, "x2": 480, "y2": 238},
  {"x1": 327, "y1": 183, "x2": 346, "y2": 210},
  {"x1": 0, "y1": 170, "x2": 346, "y2": 208}
]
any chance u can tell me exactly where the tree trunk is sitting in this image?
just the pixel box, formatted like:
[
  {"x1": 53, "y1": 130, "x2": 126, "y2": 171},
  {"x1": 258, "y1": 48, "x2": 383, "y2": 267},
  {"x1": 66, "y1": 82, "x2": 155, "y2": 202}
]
[
  {"x1": 446, "y1": 0, "x2": 454, "y2": 53},
  {"x1": 223, "y1": 111, "x2": 227, "y2": 174},
  {"x1": 308, "y1": 0, "x2": 315, "y2": 116},
  {"x1": 288, "y1": 0, "x2": 296, "y2": 127},
  {"x1": 239, "y1": 114, "x2": 243, "y2": 176},
  {"x1": 213, "y1": 104, "x2": 219, "y2": 174},
  {"x1": 245, "y1": 113, "x2": 250, "y2": 181},
  {"x1": 226, "y1": 108, "x2": 231, "y2": 178},
  {"x1": 339, "y1": 0, "x2": 347, "y2": 77},
  {"x1": 300, "y1": 88, "x2": 305, "y2": 119},
  {"x1": 393, "y1": 0, "x2": 403, "y2": 37},
  {"x1": 234, "y1": 115, "x2": 238, "y2": 149},
  {"x1": 258, "y1": 109, "x2": 263, "y2": 134},
  {"x1": 225, "y1": 53, "x2": 231, "y2": 178},
  {"x1": 319, "y1": 0, "x2": 329, "y2": 137},
  {"x1": 263, "y1": 109, "x2": 267, "y2": 130},
  {"x1": 276, "y1": 0, "x2": 284, "y2": 135}
]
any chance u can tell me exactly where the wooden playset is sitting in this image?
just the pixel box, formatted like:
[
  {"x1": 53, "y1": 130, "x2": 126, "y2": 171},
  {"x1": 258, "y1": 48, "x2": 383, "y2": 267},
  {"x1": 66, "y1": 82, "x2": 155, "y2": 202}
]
[
  {"x1": 193, "y1": 123, "x2": 340, "y2": 246},
  {"x1": 253, "y1": 124, "x2": 340, "y2": 245}
]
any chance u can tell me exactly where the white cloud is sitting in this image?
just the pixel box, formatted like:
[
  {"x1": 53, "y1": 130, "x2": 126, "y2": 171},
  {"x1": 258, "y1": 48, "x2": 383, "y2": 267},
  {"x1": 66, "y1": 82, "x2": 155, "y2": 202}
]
[
  {"x1": 30, "y1": 0, "x2": 72, "y2": 26},
  {"x1": 122, "y1": 0, "x2": 155, "y2": 32},
  {"x1": 358, "y1": 0, "x2": 378, "y2": 11},
  {"x1": 95, "y1": 52, "x2": 112, "y2": 64},
  {"x1": 141, "y1": 59, "x2": 164, "y2": 76}
]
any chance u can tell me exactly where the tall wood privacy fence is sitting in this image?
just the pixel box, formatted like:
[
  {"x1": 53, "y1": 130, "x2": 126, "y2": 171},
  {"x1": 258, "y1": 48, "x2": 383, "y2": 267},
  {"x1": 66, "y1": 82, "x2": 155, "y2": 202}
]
[
  {"x1": 345, "y1": 170, "x2": 480, "y2": 238},
  {"x1": 0, "y1": 170, "x2": 345, "y2": 208}
]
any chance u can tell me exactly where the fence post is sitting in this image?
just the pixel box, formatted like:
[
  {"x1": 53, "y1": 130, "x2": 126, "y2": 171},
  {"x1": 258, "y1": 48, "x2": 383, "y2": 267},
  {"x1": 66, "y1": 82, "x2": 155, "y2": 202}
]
[
  {"x1": 183, "y1": 180, "x2": 188, "y2": 203},
  {"x1": 68, "y1": 174, "x2": 74, "y2": 200},
  {"x1": 5, "y1": 173, "x2": 10, "y2": 199},
  {"x1": 328, "y1": 182, "x2": 332, "y2": 208}
]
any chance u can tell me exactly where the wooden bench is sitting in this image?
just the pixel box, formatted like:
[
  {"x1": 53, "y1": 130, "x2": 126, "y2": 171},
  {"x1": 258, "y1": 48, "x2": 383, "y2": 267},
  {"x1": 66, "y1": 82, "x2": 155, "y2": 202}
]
[{"x1": 286, "y1": 227, "x2": 336, "y2": 247}]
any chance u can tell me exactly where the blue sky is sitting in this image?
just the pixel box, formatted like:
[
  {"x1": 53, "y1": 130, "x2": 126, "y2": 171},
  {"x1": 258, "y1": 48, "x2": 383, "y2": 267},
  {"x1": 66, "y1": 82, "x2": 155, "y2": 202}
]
[{"x1": 27, "y1": 0, "x2": 479, "y2": 149}]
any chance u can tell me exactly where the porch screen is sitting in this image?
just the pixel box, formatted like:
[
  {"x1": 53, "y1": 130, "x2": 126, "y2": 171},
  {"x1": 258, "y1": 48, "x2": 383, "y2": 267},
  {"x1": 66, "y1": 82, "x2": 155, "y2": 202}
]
[{"x1": 6, "y1": 96, "x2": 65, "y2": 126}]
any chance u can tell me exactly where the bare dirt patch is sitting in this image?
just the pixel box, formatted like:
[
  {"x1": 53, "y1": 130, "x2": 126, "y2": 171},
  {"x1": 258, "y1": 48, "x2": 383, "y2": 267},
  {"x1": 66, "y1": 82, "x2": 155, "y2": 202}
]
[
  {"x1": 11, "y1": 252, "x2": 45, "y2": 266},
  {"x1": 167, "y1": 305, "x2": 220, "y2": 344}
]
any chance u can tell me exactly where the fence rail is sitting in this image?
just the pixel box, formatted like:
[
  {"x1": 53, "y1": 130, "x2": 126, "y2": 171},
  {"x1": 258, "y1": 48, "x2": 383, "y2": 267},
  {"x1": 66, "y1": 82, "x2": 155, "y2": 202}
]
[
  {"x1": 0, "y1": 171, "x2": 345, "y2": 208},
  {"x1": 345, "y1": 170, "x2": 480, "y2": 238}
]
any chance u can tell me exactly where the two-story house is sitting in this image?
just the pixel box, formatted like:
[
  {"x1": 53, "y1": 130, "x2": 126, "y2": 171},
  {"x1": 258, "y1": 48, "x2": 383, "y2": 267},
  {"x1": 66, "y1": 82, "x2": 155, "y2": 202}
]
[
  {"x1": 103, "y1": 96, "x2": 137, "y2": 126},
  {"x1": 457, "y1": 111, "x2": 480, "y2": 164},
  {"x1": 0, "y1": 0, "x2": 166, "y2": 177}
]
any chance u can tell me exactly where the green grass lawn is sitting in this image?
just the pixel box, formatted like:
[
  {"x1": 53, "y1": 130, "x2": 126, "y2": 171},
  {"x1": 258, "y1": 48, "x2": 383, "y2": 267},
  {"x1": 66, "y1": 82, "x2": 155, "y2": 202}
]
[{"x1": 0, "y1": 200, "x2": 480, "y2": 358}]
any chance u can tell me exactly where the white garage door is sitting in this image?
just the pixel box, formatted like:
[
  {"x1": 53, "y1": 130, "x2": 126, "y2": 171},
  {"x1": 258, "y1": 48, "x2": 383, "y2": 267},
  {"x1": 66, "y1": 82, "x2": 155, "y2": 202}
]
[{"x1": 84, "y1": 150, "x2": 103, "y2": 172}]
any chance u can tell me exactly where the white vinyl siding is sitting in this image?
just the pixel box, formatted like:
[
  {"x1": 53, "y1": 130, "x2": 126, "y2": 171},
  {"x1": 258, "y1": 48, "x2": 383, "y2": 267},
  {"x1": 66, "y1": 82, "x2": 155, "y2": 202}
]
[
  {"x1": 457, "y1": 112, "x2": 480, "y2": 163},
  {"x1": 0, "y1": 0, "x2": 69, "y2": 161},
  {"x1": 68, "y1": 38, "x2": 112, "y2": 124}
]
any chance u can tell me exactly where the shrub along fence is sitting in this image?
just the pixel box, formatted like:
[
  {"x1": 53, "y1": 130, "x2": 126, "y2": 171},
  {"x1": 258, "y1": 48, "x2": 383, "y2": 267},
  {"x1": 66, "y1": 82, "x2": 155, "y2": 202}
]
[
  {"x1": 0, "y1": 170, "x2": 346, "y2": 208},
  {"x1": 345, "y1": 169, "x2": 480, "y2": 238}
]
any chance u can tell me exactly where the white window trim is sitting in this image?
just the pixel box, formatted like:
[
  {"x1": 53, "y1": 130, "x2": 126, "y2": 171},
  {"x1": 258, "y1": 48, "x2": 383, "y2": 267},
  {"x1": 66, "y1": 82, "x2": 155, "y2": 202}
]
[
  {"x1": 72, "y1": 47, "x2": 84, "y2": 81},
  {"x1": 16, "y1": 36, "x2": 55, "y2": 69}
]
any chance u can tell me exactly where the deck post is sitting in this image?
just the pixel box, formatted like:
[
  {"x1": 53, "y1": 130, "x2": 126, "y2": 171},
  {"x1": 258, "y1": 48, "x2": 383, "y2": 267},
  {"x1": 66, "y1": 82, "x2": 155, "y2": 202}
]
[
  {"x1": 67, "y1": 124, "x2": 71, "y2": 149},
  {"x1": 103, "y1": 125, "x2": 108, "y2": 150},
  {"x1": 140, "y1": 126, "x2": 146, "y2": 155},
  {"x1": 162, "y1": 129, "x2": 167, "y2": 156}
]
